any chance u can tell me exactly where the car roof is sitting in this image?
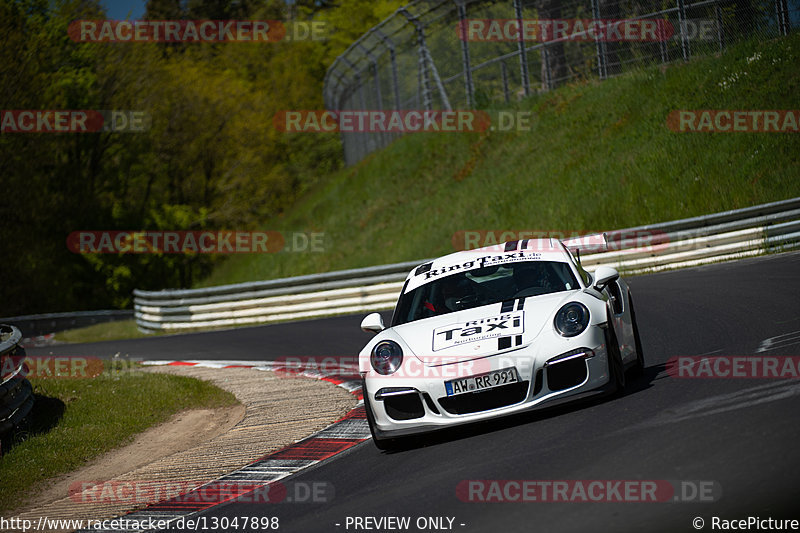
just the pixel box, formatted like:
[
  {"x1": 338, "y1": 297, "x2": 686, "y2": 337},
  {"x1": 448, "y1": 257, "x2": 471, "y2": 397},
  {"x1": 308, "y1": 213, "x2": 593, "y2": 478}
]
[{"x1": 404, "y1": 238, "x2": 572, "y2": 292}]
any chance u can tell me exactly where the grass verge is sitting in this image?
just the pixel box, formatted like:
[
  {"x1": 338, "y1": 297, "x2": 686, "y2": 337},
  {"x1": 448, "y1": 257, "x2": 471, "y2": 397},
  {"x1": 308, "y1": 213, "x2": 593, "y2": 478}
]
[
  {"x1": 0, "y1": 361, "x2": 238, "y2": 513},
  {"x1": 202, "y1": 34, "x2": 800, "y2": 287},
  {"x1": 53, "y1": 320, "x2": 154, "y2": 344}
]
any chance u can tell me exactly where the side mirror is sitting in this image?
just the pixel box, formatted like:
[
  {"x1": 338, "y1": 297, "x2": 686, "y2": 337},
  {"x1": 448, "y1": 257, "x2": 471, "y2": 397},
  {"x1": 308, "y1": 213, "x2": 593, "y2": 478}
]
[
  {"x1": 360, "y1": 312, "x2": 385, "y2": 334},
  {"x1": 592, "y1": 266, "x2": 619, "y2": 291}
]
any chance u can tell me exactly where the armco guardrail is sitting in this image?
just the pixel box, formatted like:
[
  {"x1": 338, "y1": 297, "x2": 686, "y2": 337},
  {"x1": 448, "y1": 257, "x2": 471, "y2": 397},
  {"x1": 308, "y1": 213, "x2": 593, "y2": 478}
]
[
  {"x1": 0, "y1": 309, "x2": 134, "y2": 338},
  {"x1": 0, "y1": 325, "x2": 34, "y2": 445},
  {"x1": 134, "y1": 198, "x2": 800, "y2": 332},
  {"x1": 134, "y1": 260, "x2": 426, "y2": 332}
]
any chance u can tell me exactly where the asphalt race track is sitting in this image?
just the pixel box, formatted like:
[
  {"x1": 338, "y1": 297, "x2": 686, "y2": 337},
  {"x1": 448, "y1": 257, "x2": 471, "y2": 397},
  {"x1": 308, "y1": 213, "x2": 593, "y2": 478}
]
[{"x1": 30, "y1": 252, "x2": 800, "y2": 532}]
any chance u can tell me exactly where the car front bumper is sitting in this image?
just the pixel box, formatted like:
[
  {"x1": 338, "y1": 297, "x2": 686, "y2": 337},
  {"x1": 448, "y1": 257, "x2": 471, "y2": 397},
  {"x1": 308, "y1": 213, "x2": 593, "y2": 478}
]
[{"x1": 364, "y1": 326, "x2": 613, "y2": 438}]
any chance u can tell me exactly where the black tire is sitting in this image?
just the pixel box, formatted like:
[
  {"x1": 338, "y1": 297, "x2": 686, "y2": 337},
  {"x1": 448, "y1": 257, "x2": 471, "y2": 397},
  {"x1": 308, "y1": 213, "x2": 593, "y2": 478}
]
[
  {"x1": 605, "y1": 319, "x2": 626, "y2": 395},
  {"x1": 628, "y1": 294, "x2": 645, "y2": 377},
  {"x1": 361, "y1": 378, "x2": 397, "y2": 451}
]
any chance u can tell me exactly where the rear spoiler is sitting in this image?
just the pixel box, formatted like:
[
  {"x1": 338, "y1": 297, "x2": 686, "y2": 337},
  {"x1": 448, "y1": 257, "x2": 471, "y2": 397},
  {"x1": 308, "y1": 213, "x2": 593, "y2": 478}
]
[{"x1": 561, "y1": 232, "x2": 608, "y2": 256}]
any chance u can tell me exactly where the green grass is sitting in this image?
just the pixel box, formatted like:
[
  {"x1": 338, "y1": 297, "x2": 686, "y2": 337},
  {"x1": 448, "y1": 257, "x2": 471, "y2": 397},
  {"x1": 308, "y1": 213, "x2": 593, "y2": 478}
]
[
  {"x1": 54, "y1": 319, "x2": 153, "y2": 343},
  {"x1": 53, "y1": 319, "x2": 285, "y2": 344},
  {"x1": 201, "y1": 34, "x2": 799, "y2": 288},
  {"x1": 0, "y1": 361, "x2": 238, "y2": 513}
]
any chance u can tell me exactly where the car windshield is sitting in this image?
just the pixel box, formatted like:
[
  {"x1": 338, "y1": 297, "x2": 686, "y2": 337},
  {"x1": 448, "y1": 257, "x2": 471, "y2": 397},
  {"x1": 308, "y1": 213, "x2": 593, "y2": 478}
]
[{"x1": 392, "y1": 261, "x2": 580, "y2": 326}]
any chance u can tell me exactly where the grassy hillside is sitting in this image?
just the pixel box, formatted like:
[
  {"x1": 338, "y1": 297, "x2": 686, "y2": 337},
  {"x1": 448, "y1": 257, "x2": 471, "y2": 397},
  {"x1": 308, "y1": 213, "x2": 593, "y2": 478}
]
[{"x1": 202, "y1": 34, "x2": 799, "y2": 288}]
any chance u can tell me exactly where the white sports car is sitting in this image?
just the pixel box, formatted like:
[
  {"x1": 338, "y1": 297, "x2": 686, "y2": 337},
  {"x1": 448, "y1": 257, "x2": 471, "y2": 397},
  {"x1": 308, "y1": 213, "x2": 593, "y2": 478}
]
[{"x1": 358, "y1": 236, "x2": 644, "y2": 449}]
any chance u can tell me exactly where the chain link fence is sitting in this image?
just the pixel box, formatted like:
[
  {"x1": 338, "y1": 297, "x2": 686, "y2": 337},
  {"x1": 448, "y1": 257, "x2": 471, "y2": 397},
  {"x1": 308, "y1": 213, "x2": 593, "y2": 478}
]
[{"x1": 324, "y1": 0, "x2": 798, "y2": 165}]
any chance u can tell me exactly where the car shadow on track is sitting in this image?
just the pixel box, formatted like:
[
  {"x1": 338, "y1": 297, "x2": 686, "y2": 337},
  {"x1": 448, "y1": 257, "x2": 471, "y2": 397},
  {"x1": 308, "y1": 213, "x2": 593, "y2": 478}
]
[{"x1": 379, "y1": 364, "x2": 665, "y2": 453}]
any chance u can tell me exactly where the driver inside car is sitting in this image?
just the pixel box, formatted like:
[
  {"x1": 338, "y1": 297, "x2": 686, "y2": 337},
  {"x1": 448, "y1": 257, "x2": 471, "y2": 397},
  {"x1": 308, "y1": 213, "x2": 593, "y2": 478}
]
[
  {"x1": 439, "y1": 276, "x2": 475, "y2": 312},
  {"x1": 513, "y1": 263, "x2": 559, "y2": 296}
]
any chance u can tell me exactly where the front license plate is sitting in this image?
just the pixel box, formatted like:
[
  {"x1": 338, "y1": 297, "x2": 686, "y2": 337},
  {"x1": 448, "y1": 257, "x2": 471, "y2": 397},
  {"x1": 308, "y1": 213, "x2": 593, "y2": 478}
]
[{"x1": 445, "y1": 367, "x2": 519, "y2": 396}]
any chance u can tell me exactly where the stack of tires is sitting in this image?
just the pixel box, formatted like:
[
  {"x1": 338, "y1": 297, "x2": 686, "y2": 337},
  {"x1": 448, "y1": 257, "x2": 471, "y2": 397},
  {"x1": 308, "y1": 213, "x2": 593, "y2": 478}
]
[{"x1": 0, "y1": 325, "x2": 34, "y2": 454}]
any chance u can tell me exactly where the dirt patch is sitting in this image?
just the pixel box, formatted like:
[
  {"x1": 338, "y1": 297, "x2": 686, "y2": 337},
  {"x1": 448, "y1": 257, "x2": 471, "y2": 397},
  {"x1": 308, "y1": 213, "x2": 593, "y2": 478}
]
[
  {"x1": 12, "y1": 405, "x2": 245, "y2": 516},
  {"x1": 10, "y1": 366, "x2": 357, "y2": 531}
]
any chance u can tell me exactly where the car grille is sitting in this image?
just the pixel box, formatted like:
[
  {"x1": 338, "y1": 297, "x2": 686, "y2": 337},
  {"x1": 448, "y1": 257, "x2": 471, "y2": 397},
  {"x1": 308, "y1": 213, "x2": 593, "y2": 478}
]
[
  {"x1": 384, "y1": 393, "x2": 425, "y2": 420},
  {"x1": 437, "y1": 381, "x2": 530, "y2": 415},
  {"x1": 546, "y1": 359, "x2": 588, "y2": 391}
]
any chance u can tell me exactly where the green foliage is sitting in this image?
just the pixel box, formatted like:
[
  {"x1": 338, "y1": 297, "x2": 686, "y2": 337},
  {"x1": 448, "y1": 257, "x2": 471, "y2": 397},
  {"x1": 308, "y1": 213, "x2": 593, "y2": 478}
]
[{"x1": 0, "y1": 0, "x2": 402, "y2": 315}]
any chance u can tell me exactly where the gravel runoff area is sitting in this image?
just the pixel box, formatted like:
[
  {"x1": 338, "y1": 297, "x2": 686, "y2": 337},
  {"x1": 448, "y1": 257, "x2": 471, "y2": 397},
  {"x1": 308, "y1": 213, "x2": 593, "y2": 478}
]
[{"x1": 10, "y1": 366, "x2": 358, "y2": 531}]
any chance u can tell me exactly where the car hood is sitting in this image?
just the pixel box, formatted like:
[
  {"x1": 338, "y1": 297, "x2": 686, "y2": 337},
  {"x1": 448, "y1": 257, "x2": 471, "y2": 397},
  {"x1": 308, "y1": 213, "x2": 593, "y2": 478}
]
[{"x1": 392, "y1": 291, "x2": 576, "y2": 367}]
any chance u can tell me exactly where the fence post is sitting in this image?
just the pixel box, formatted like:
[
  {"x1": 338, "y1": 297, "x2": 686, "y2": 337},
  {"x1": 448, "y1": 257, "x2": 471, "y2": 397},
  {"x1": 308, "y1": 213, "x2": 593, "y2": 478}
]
[
  {"x1": 715, "y1": 0, "x2": 725, "y2": 52},
  {"x1": 542, "y1": 44, "x2": 553, "y2": 91},
  {"x1": 591, "y1": 0, "x2": 607, "y2": 79},
  {"x1": 456, "y1": 1, "x2": 475, "y2": 108},
  {"x1": 501, "y1": 60, "x2": 510, "y2": 103},
  {"x1": 401, "y1": 8, "x2": 451, "y2": 111},
  {"x1": 677, "y1": 0, "x2": 690, "y2": 61},
  {"x1": 514, "y1": 0, "x2": 531, "y2": 97},
  {"x1": 376, "y1": 29, "x2": 401, "y2": 110},
  {"x1": 776, "y1": 0, "x2": 790, "y2": 36},
  {"x1": 327, "y1": 70, "x2": 347, "y2": 110},
  {"x1": 357, "y1": 43, "x2": 383, "y2": 109},
  {"x1": 418, "y1": 35, "x2": 433, "y2": 110}
]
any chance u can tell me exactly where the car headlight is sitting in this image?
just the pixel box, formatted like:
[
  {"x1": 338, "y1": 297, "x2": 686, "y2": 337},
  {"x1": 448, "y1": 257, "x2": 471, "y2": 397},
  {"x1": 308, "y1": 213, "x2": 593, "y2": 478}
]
[
  {"x1": 370, "y1": 340, "x2": 404, "y2": 375},
  {"x1": 554, "y1": 302, "x2": 590, "y2": 337}
]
